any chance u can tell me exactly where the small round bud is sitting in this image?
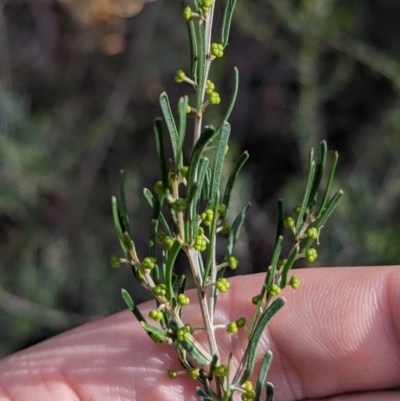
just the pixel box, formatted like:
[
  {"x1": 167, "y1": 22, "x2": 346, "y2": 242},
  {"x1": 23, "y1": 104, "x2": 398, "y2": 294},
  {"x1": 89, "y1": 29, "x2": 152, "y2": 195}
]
[
  {"x1": 236, "y1": 317, "x2": 246, "y2": 328},
  {"x1": 186, "y1": 105, "x2": 192, "y2": 114},
  {"x1": 142, "y1": 256, "x2": 156, "y2": 270},
  {"x1": 306, "y1": 227, "x2": 318, "y2": 239},
  {"x1": 268, "y1": 283, "x2": 281, "y2": 297},
  {"x1": 156, "y1": 231, "x2": 167, "y2": 244},
  {"x1": 110, "y1": 255, "x2": 121, "y2": 268},
  {"x1": 188, "y1": 368, "x2": 200, "y2": 379},
  {"x1": 220, "y1": 221, "x2": 230, "y2": 233},
  {"x1": 171, "y1": 198, "x2": 188, "y2": 212},
  {"x1": 214, "y1": 365, "x2": 228, "y2": 377},
  {"x1": 177, "y1": 327, "x2": 190, "y2": 341},
  {"x1": 177, "y1": 293, "x2": 190, "y2": 306},
  {"x1": 289, "y1": 275, "x2": 300, "y2": 289},
  {"x1": 151, "y1": 333, "x2": 164, "y2": 343},
  {"x1": 182, "y1": 6, "x2": 192, "y2": 21},
  {"x1": 209, "y1": 91, "x2": 221, "y2": 105},
  {"x1": 306, "y1": 248, "x2": 318, "y2": 262},
  {"x1": 149, "y1": 309, "x2": 162, "y2": 322},
  {"x1": 154, "y1": 180, "x2": 163, "y2": 194},
  {"x1": 174, "y1": 70, "x2": 186, "y2": 83},
  {"x1": 283, "y1": 216, "x2": 295, "y2": 229},
  {"x1": 227, "y1": 321, "x2": 238, "y2": 335},
  {"x1": 211, "y1": 42, "x2": 224, "y2": 58},
  {"x1": 218, "y1": 203, "x2": 227, "y2": 215},
  {"x1": 277, "y1": 258, "x2": 287, "y2": 268},
  {"x1": 251, "y1": 295, "x2": 261, "y2": 305},
  {"x1": 194, "y1": 235, "x2": 207, "y2": 252},
  {"x1": 293, "y1": 205, "x2": 301, "y2": 215},
  {"x1": 179, "y1": 166, "x2": 189, "y2": 178},
  {"x1": 216, "y1": 277, "x2": 230, "y2": 293},
  {"x1": 153, "y1": 283, "x2": 167, "y2": 296},
  {"x1": 164, "y1": 237, "x2": 174, "y2": 251},
  {"x1": 228, "y1": 255, "x2": 239, "y2": 269},
  {"x1": 168, "y1": 369, "x2": 178, "y2": 379},
  {"x1": 242, "y1": 381, "x2": 254, "y2": 391}
]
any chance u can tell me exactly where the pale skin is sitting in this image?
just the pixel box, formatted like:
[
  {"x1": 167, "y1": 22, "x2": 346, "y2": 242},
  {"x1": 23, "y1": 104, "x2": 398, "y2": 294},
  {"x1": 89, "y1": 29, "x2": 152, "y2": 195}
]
[{"x1": 0, "y1": 266, "x2": 399, "y2": 401}]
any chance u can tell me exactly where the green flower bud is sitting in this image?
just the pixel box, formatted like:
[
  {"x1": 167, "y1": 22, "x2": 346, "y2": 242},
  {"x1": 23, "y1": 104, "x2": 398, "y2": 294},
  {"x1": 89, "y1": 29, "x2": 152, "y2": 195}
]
[
  {"x1": 177, "y1": 327, "x2": 190, "y2": 341},
  {"x1": 186, "y1": 105, "x2": 192, "y2": 114},
  {"x1": 110, "y1": 255, "x2": 121, "y2": 268},
  {"x1": 149, "y1": 309, "x2": 162, "y2": 322},
  {"x1": 216, "y1": 277, "x2": 230, "y2": 293},
  {"x1": 182, "y1": 6, "x2": 192, "y2": 21},
  {"x1": 211, "y1": 42, "x2": 224, "y2": 58},
  {"x1": 156, "y1": 231, "x2": 167, "y2": 244},
  {"x1": 171, "y1": 198, "x2": 188, "y2": 212},
  {"x1": 188, "y1": 368, "x2": 200, "y2": 379},
  {"x1": 153, "y1": 283, "x2": 167, "y2": 296},
  {"x1": 164, "y1": 237, "x2": 174, "y2": 251},
  {"x1": 306, "y1": 248, "x2": 318, "y2": 262},
  {"x1": 174, "y1": 69, "x2": 186, "y2": 83},
  {"x1": 227, "y1": 321, "x2": 238, "y2": 335},
  {"x1": 194, "y1": 235, "x2": 207, "y2": 251},
  {"x1": 242, "y1": 381, "x2": 254, "y2": 391},
  {"x1": 154, "y1": 180, "x2": 163, "y2": 194},
  {"x1": 293, "y1": 205, "x2": 301, "y2": 215},
  {"x1": 251, "y1": 295, "x2": 261, "y2": 305},
  {"x1": 179, "y1": 166, "x2": 189, "y2": 178},
  {"x1": 283, "y1": 216, "x2": 295, "y2": 229},
  {"x1": 236, "y1": 317, "x2": 246, "y2": 328},
  {"x1": 220, "y1": 221, "x2": 230, "y2": 233},
  {"x1": 177, "y1": 293, "x2": 190, "y2": 306},
  {"x1": 214, "y1": 364, "x2": 228, "y2": 377},
  {"x1": 289, "y1": 275, "x2": 300, "y2": 289},
  {"x1": 209, "y1": 91, "x2": 221, "y2": 105},
  {"x1": 268, "y1": 283, "x2": 281, "y2": 297},
  {"x1": 142, "y1": 256, "x2": 156, "y2": 270},
  {"x1": 228, "y1": 255, "x2": 239, "y2": 269},
  {"x1": 151, "y1": 333, "x2": 164, "y2": 343},
  {"x1": 277, "y1": 258, "x2": 287, "y2": 268},
  {"x1": 168, "y1": 369, "x2": 178, "y2": 379},
  {"x1": 218, "y1": 203, "x2": 227, "y2": 215},
  {"x1": 205, "y1": 79, "x2": 215, "y2": 95},
  {"x1": 306, "y1": 227, "x2": 318, "y2": 239}
]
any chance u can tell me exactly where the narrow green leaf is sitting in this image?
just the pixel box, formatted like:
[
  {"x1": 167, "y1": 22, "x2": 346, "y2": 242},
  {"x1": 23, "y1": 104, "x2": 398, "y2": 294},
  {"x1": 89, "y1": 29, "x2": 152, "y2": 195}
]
[
  {"x1": 280, "y1": 244, "x2": 299, "y2": 288},
  {"x1": 308, "y1": 140, "x2": 327, "y2": 208},
  {"x1": 275, "y1": 199, "x2": 284, "y2": 242},
  {"x1": 295, "y1": 152, "x2": 316, "y2": 234},
  {"x1": 204, "y1": 165, "x2": 212, "y2": 201},
  {"x1": 121, "y1": 288, "x2": 146, "y2": 322},
  {"x1": 182, "y1": 1, "x2": 198, "y2": 81},
  {"x1": 316, "y1": 151, "x2": 339, "y2": 218},
  {"x1": 112, "y1": 196, "x2": 127, "y2": 253},
  {"x1": 208, "y1": 354, "x2": 219, "y2": 379},
  {"x1": 255, "y1": 351, "x2": 273, "y2": 400},
  {"x1": 266, "y1": 236, "x2": 283, "y2": 287},
  {"x1": 222, "y1": 151, "x2": 249, "y2": 216},
  {"x1": 119, "y1": 170, "x2": 131, "y2": 235},
  {"x1": 143, "y1": 188, "x2": 172, "y2": 237},
  {"x1": 149, "y1": 195, "x2": 161, "y2": 258},
  {"x1": 187, "y1": 126, "x2": 216, "y2": 194},
  {"x1": 225, "y1": 203, "x2": 251, "y2": 259},
  {"x1": 165, "y1": 240, "x2": 182, "y2": 301},
  {"x1": 181, "y1": 339, "x2": 211, "y2": 365},
  {"x1": 160, "y1": 92, "x2": 180, "y2": 169},
  {"x1": 240, "y1": 297, "x2": 285, "y2": 385},
  {"x1": 316, "y1": 190, "x2": 343, "y2": 229},
  {"x1": 220, "y1": 0, "x2": 237, "y2": 47},
  {"x1": 141, "y1": 321, "x2": 173, "y2": 339},
  {"x1": 196, "y1": 21, "x2": 206, "y2": 111},
  {"x1": 196, "y1": 388, "x2": 214, "y2": 401},
  {"x1": 223, "y1": 67, "x2": 239, "y2": 122},
  {"x1": 177, "y1": 96, "x2": 189, "y2": 168},
  {"x1": 210, "y1": 122, "x2": 230, "y2": 206},
  {"x1": 266, "y1": 382, "x2": 274, "y2": 401},
  {"x1": 154, "y1": 118, "x2": 169, "y2": 191}
]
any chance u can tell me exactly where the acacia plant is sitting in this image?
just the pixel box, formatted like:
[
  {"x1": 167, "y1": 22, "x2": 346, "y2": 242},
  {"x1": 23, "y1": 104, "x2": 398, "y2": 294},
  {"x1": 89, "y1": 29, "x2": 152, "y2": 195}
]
[{"x1": 111, "y1": 0, "x2": 342, "y2": 400}]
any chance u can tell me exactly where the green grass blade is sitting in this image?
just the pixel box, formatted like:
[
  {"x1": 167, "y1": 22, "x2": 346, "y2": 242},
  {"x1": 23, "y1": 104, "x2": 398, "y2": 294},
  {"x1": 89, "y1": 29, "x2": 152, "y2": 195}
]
[
  {"x1": 165, "y1": 240, "x2": 182, "y2": 301},
  {"x1": 121, "y1": 288, "x2": 146, "y2": 322},
  {"x1": 223, "y1": 67, "x2": 239, "y2": 122},
  {"x1": 316, "y1": 151, "x2": 339, "y2": 218},
  {"x1": 160, "y1": 92, "x2": 180, "y2": 169},
  {"x1": 220, "y1": 0, "x2": 237, "y2": 48},
  {"x1": 255, "y1": 351, "x2": 273, "y2": 401},
  {"x1": 280, "y1": 244, "x2": 299, "y2": 288},
  {"x1": 112, "y1": 196, "x2": 127, "y2": 253},
  {"x1": 225, "y1": 203, "x2": 251, "y2": 259},
  {"x1": 210, "y1": 122, "x2": 231, "y2": 206},
  {"x1": 295, "y1": 151, "x2": 316, "y2": 234},
  {"x1": 222, "y1": 151, "x2": 249, "y2": 216},
  {"x1": 177, "y1": 96, "x2": 189, "y2": 168},
  {"x1": 182, "y1": 1, "x2": 198, "y2": 81},
  {"x1": 266, "y1": 382, "x2": 274, "y2": 401},
  {"x1": 308, "y1": 140, "x2": 327, "y2": 208},
  {"x1": 154, "y1": 118, "x2": 169, "y2": 191},
  {"x1": 187, "y1": 126, "x2": 216, "y2": 194},
  {"x1": 119, "y1": 170, "x2": 131, "y2": 235},
  {"x1": 240, "y1": 298, "x2": 285, "y2": 385}
]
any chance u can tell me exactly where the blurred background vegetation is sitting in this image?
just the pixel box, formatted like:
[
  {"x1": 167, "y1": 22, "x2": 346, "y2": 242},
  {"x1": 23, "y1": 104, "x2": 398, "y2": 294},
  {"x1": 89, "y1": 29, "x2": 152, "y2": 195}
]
[{"x1": 1, "y1": 0, "x2": 400, "y2": 357}]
